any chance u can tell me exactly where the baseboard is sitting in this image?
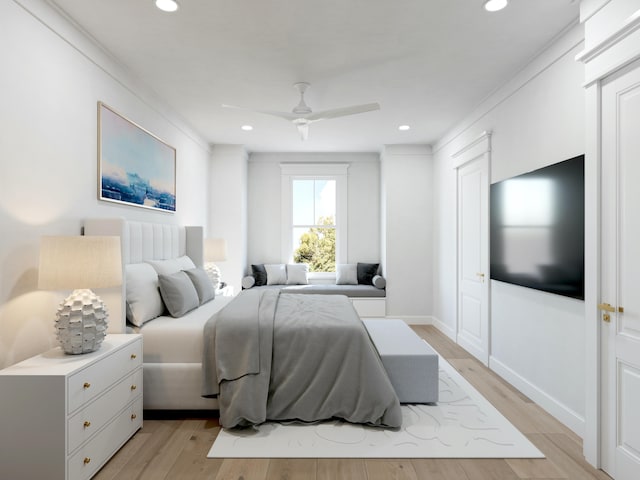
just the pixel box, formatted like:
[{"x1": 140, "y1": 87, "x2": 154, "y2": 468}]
[
  {"x1": 489, "y1": 356, "x2": 585, "y2": 438},
  {"x1": 430, "y1": 316, "x2": 457, "y2": 341}
]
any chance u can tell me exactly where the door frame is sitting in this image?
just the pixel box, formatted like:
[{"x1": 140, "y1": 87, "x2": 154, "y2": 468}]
[
  {"x1": 576, "y1": 7, "x2": 640, "y2": 468},
  {"x1": 453, "y1": 131, "x2": 492, "y2": 366}
]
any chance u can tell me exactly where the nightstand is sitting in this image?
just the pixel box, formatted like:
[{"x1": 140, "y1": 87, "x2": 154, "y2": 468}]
[
  {"x1": 0, "y1": 334, "x2": 143, "y2": 480},
  {"x1": 216, "y1": 285, "x2": 235, "y2": 297}
]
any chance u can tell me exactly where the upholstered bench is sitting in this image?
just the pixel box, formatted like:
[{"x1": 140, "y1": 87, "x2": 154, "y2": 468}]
[{"x1": 363, "y1": 319, "x2": 439, "y2": 403}]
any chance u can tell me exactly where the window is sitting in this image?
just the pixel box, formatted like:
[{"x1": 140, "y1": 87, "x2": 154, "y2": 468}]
[
  {"x1": 292, "y1": 179, "x2": 336, "y2": 272},
  {"x1": 281, "y1": 164, "x2": 348, "y2": 274}
]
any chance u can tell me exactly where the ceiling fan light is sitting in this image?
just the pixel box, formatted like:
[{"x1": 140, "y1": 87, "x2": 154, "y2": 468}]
[
  {"x1": 483, "y1": 0, "x2": 508, "y2": 12},
  {"x1": 155, "y1": 0, "x2": 179, "y2": 13},
  {"x1": 398, "y1": 125, "x2": 411, "y2": 131},
  {"x1": 241, "y1": 125, "x2": 253, "y2": 131}
]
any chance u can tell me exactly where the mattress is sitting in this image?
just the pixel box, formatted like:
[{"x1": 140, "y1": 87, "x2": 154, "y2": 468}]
[{"x1": 140, "y1": 295, "x2": 234, "y2": 364}]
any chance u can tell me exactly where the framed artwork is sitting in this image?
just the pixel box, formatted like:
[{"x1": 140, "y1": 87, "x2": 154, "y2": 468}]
[{"x1": 98, "y1": 102, "x2": 176, "y2": 212}]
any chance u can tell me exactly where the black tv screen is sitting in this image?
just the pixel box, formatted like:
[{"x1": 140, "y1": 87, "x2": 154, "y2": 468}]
[{"x1": 490, "y1": 155, "x2": 585, "y2": 300}]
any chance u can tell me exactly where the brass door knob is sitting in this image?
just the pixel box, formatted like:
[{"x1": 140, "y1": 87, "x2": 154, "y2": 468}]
[
  {"x1": 83, "y1": 457, "x2": 91, "y2": 465},
  {"x1": 131, "y1": 385, "x2": 137, "y2": 391},
  {"x1": 83, "y1": 382, "x2": 91, "y2": 389},
  {"x1": 83, "y1": 421, "x2": 91, "y2": 429}
]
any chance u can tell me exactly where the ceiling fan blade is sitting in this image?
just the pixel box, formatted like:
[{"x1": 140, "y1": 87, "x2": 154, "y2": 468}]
[
  {"x1": 221, "y1": 104, "x2": 298, "y2": 121},
  {"x1": 305, "y1": 102, "x2": 380, "y2": 122}
]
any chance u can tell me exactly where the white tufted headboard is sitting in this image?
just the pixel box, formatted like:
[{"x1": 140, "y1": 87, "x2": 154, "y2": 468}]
[{"x1": 84, "y1": 218, "x2": 204, "y2": 332}]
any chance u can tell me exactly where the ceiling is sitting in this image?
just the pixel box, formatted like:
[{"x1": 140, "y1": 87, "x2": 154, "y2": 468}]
[{"x1": 48, "y1": 0, "x2": 579, "y2": 153}]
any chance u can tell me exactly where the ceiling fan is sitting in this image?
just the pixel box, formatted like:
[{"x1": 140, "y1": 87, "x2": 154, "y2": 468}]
[{"x1": 222, "y1": 82, "x2": 380, "y2": 141}]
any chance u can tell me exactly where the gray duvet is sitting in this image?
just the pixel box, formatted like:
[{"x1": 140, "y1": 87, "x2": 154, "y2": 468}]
[{"x1": 202, "y1": 289, "x2": 401, "y2": 429}]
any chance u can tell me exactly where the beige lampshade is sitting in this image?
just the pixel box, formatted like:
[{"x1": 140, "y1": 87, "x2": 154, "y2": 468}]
[
  {"x1": 204, "y1": 238, "x2": 228, "y2": 262},
  {"x1": 38, "y1": 236, "x2": 122, "y2": 290}
]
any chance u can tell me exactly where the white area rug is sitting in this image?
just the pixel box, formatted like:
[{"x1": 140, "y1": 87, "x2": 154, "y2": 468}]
[{"x1": 208, "y1": 356, "x2": 543, "y2": 458}]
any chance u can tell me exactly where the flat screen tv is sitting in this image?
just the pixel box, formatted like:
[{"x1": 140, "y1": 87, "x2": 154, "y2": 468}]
[{"x1": 490, "y1": 154, "x2": 585, "y2": 300}]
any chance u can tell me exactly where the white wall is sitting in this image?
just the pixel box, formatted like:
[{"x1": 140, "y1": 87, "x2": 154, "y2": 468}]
[
  {"x1": 432, "y1": 24, "x2": 587, "y2": 434},
  {"x1": 209, "y1": 145, "x2": 248, "y2": 293},
  {"x1": 0, "y1": 0, "x2": 211, "y2": 369},
  {"x1": 247, "y1": 152, "x2": 381, "y2": 270},
  {"x1": 381, "y1": 145, "x2": 433, "y2": 322}
]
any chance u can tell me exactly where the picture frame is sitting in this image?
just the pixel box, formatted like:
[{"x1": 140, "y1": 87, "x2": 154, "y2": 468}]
[{"x1": 98, "y1": 101, "x2": 176, "y2": 212}]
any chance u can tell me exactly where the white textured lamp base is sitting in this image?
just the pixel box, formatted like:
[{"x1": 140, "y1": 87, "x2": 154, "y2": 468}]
[
  {"x1": 55, "y1": 289, "x2": 108, "y2": 355},
  {"x1": 205, "y1": 262, "x2": 222, "y2": 290}
]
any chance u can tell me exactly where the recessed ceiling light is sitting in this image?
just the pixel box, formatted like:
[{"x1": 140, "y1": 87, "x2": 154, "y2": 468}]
[
  {"x1": 483, "y1": 0, "x2": 508, "y2": 12},
  {"x1": 398, "y1": 125, "x2": 411, "y2": 131},
  {"x1": 241, "y1": 125, "x2": 253, "y2": 131},
  {"x1": 155, "y1": 0, "x2": 179, "y2": 13}
]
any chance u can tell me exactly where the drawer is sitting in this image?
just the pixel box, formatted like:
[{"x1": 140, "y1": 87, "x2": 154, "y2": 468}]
[
  {"x1": 68, "y1": 368, "x2": 142, "y2": 453},
  {"x1": 68, "y1": 397, "x2": 143, "y2": 480},
  {"x1": 68, "y1": 338, "x2": 142, "y2": 413}
]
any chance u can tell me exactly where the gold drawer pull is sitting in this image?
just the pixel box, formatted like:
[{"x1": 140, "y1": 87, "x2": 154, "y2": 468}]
[
  {"x1": 83, "y1": 457, "x2": 91, "y2": 465},
  {"x1": 83, "y1": 421, "x2": 91, "y2": 429},
  {"x1": 131, "y1": 413, "x2": 137, "y2": 420},
  {"x1": 130, "y1": 384, "x2": 137, "y2": 391},
  {"x1": 83, "y1": 382, "x2": 91, "y2": 389},
  {"x1": 131, "y1": 353, "x2": 137, "y2": 359}
]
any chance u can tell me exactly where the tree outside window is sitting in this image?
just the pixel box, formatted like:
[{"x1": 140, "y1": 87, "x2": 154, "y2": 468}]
[{"x1": 291, "y1": 179, "x2": 336, "y2": 272}]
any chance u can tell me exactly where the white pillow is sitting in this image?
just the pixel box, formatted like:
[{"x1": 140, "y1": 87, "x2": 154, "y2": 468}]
[
  {"x1": 146, "y1": 256, "x2": 196, "y2": 276},
  {"x1": 286, "y1": 263, "x2": 309, "y2": 285},
  {"x1": 125, "y1": 263, "x2": 164, "y2": 327},
  {"x1": 336, "y1": 264, "x2": 357, "y2": 285},
  {"x1": 265, "y1": 264, "x2": 287, "y2": 285}
]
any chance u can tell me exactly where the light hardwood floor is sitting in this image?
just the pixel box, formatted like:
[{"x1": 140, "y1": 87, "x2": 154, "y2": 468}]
[{"x1": 94, "y1": 325, "x2": 611, "y2": 480}]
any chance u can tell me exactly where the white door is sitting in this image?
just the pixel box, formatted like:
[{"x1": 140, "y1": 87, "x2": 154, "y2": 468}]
[
  {"x1": 600, "y1": 60, "x2": 640, "y2": 480},
  {"x1": 457, "y1": 155, "x2": 490, "y2": 365}
]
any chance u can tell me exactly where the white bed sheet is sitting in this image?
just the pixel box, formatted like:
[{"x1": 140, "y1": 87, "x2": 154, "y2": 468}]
[{"x1": 140, "y1": 295, "x2": 233, "y2": 364}]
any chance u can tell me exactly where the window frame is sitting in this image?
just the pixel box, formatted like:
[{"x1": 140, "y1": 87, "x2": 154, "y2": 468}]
[{"x1": 281, "y1": 163, "x2": 348, "y2": 278}]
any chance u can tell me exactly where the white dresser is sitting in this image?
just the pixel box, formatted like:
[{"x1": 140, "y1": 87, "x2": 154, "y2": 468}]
[{"x1": 0, "y1": 334, "x2": 143, "y2": 480}]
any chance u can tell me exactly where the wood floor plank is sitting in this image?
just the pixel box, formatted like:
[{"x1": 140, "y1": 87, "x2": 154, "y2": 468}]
[
  {"x1": 364, "y1": 459, "x2": 418, "y2": 480},
  {"x1": 266, "y1": 458, "x2": 316, "y2": 480},
  {"x1": 93, "y1": 432, "x2": 152, "y2": 480},
  {"x1": 138, "y1": 419, "x2": 202, "y2": 480},
  {"x1": 214, "y1": 458, "x2": 270, "y2": 480},
  {"x1": 527, "y1": 433, "x2": 612, "y2": 480},
  {"x1": 410, "y1": 459, "x2": 471, "y2": 480},
  {"x1": 104, "y1": 420, "x2": 179, "y2": 479},
  {"x1": 505, "y1": 457, "x2": 567, "y2": 479},
  {"x1": 317, "y1": 459, "x2": 367, "y2": 480},
  {"x1": 163, "y1": 420, "x2": 223, "y2": 480},
  {"x1": 411, "y1": 325, "x2": 471, "y2": 360},
  {"x1": 458, "y1": 459, "x2": 520, "y2": 479}
]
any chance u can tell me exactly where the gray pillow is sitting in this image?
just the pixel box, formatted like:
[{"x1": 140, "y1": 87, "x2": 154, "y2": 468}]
[
  {"x1": 251, "y1": 264, "x2": 267, "y2": 286},
  {"x1": 147, "y1": 256, "x2": 196, "y2": 276},
  {"x1": 183, "y1": 268, "x2": 215, "y2": 305},
  {"x1": 336, "y1": 264, "x2": 357, "y2": 285},
  {"x1": 372, "y1": 274, "x2": 386, "y2": 289},
  {"x1": 357, "y1": 262, "x2": 379, "y2": 285},
  {"x1": 158, "y1": 271, "x2": 200, "y2": 317}
]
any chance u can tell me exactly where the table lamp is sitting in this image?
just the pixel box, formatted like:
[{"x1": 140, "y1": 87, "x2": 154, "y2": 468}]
[
  {"x1": 38, "y1": 235, "x2": 122, "y2": 354},
  {"x1": 204, "y1": 238, "x2": 227, "y2": 290}
]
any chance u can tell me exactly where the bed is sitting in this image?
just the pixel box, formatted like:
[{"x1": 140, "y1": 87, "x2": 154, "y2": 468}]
[{"x1": 84, "y1": 218, "x2": 401, "y2": 428}]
